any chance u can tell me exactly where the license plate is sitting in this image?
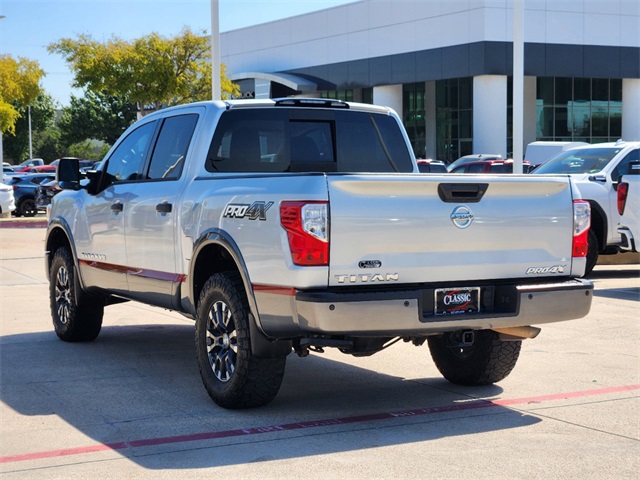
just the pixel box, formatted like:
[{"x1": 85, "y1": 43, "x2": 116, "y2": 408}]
[{"x1": 434, "y1": 287, "x2": 481, "y2": 316}]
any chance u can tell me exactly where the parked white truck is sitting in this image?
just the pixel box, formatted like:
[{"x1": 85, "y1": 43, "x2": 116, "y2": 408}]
[
  {"x1": 617, "y1": 161, "x2": 640, "y2": 252},
  {"x1": 47, "y1": 99, "x2": 593, "y2": 409},
  {"x1": 534, "y1": 141, "x2": 640, "y2": 274}
]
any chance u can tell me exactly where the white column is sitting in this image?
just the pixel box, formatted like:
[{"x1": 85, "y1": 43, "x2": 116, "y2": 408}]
[
  {"x1": 473, "y1": 75, "x2": 507, "y2": 158},
  {"x1": 425, "y1": 81, "x2": 437, "y2": 159},
  {"x1": 622, "y1": 79, "x2": 640, "y2": 141},
  {"x1": 373, "y1": 85, "x2": 403, "y2": 119},
  {"x1": 254, "y1": 79, "x2": 271, "y2": 99}
]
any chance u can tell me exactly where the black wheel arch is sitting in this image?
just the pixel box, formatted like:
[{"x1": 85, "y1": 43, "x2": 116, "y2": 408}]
[
  {"x1": 45, "y1": 218, "x2": 81, "y2": 285},
  {"x1": 586, "y1": 200, "x2": 607, "y2": 254},
  {"x1": 189, "y1": 228, "x2": 291, "y2": 358}
]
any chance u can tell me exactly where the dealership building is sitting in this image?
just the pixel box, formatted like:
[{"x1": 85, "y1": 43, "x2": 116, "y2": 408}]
[{"x1": 221, "y1": 0, "x2": 640, "y2": 161}]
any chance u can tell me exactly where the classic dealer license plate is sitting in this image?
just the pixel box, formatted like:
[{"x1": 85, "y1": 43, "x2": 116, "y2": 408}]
[{"x1": 435, "y1": 287, "x2": 481, "y2": 315}]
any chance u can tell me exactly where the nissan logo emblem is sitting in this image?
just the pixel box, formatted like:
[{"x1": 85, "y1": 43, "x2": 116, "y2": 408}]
[{"x1": 451, "y1": 205, "x2": 474, "y2": 229}]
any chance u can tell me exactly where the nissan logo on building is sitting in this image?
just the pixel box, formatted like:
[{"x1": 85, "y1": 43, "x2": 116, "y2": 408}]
[{"x1": 451, "y1": 205, "x2": 474, "y2": 229}]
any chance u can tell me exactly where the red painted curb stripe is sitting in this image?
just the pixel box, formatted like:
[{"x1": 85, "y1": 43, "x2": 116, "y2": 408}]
[
  {"x1": 1, "y1": 384, "x2": 638, "y2": 464},
  {"x1": 0, "y1": 221, "x2": 47, "y2": 229}
]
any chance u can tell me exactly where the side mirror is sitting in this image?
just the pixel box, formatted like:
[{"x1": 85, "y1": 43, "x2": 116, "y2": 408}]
[{"x1": 56, "y1": 158, "x2": 82, "y2": 190}]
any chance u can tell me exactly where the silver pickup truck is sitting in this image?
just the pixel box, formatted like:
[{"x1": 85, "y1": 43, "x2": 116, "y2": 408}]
[{"x1": 46, "y1": 99, "x2": 593, "y2": 409}]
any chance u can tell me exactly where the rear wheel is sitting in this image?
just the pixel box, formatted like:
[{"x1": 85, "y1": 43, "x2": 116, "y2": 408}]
[
  {"x1": 428, "y1": 330, "x2": 521, "y2": 385},
  {"x1": 195, "y1": 272, "x2": 286, "y2": 409},
  {"x1": 49, "y1": 246, "x2": 104, "y2": 342},
  {"x1": 18, "y1": 198, "x2": 37, "y2": 217}
]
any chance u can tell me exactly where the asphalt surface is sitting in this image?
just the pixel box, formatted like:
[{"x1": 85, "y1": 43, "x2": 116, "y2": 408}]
[{"x1": 0, "y1": 225, "x2": 638, "y2": 479}]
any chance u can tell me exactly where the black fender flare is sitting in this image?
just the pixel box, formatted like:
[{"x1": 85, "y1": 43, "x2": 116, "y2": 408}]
[
  {"x1": 45, "y1": 217, "x2": 87, "y2": 290},
  {"x1": 586, "y1": 200, "x2": 607, "y2": 253},
  {"x1": 189, "y1": 228, "x2": 291, "y2": 358}
]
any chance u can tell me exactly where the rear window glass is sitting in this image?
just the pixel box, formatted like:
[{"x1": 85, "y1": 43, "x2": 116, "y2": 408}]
[
  {"x1": 489, "y1": 163, "x2": 512, "y2": 173},
  {"x1": 534, "y1": 147, "x2": 622, "y2": 174},
  {"x1": 205, "y1": 108, "x2": 413, "y2": 173}
]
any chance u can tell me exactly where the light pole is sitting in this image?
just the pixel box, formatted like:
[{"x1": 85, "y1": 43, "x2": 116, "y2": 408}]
[
  {"x1": 512, "y1": 0, "x2": 524, "y2": 174},
  {"x1": 210, "y1": 0, "x2": 220, "y2": 100},
  {"x1": 28, "y1": 106, "x2": 33, "y2": 159}
]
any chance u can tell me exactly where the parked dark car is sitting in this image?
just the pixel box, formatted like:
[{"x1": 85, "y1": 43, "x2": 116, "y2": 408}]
[
  {"x1": 416, "y1": 159, "x2": 448, "y2": 173},
  {"x1": 9, "y1": 173, "x2": 56, "y2": 217},
  {"x1": 35, "y1": 178, "x2": 61, "y2": 212},
  {"x1": 449, "y1": 159, "x2": 535, "y2": 174}
]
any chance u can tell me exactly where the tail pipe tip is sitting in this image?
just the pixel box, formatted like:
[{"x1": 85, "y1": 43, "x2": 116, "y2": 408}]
[{"x1": 492, "y1": 326, "x2": 542, "y2": 340}]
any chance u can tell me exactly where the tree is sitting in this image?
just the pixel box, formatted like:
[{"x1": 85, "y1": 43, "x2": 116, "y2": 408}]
[
  {"x1": 67, "y1": 140, "x2": 110, "y2": 161},
  {"x1": 58, "y1": 91, "x2": 137, "y2": 146},
  {"x1": 0, "y1": 55, "x2": 44, "y2": 135},
  {"x1": 3, "y1": 92, "x2": 57, "y2": 162},
  {"x1": 49, "y1": 27, "x2": 240, "y2": 116}
]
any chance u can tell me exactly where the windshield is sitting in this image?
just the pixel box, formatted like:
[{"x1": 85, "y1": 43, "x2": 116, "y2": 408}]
[{"x1": 534, "y1": 147, "x2": 622, "y2": 174}]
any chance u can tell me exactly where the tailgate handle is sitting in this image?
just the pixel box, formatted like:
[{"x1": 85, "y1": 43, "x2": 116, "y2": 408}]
[{"x1": 438, "y1": 183, "x2": 488, "y2": 203}]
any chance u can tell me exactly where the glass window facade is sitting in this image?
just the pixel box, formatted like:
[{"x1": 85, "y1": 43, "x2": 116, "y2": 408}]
[
  {"x1": 320, "y1": 89, "x2": 354, "y2": 102},
  {"x1": 533, "y1": 77, "x2": 622, "y2": 143},
  {"x1": 436, "y1": 77, "x2": 473, "y2": 163},
  {"x1": 403, "y1": 83, "x2": 426, "y2": 158}
]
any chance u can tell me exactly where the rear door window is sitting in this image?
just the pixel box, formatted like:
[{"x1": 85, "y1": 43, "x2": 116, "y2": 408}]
[{"x1": 146, "y1": 114, "x2": 198, "y2": 180}]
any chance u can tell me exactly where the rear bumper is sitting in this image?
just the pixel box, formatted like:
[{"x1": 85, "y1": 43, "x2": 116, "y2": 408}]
[
  {"x1": 261, "y1": 278, "x2": 594, "y2": 337},
  {"x1": 618, "y1": 226, "x2": 637, "y2": 252}
]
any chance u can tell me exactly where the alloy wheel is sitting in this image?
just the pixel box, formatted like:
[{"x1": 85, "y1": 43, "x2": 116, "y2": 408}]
[{"x1": 206, "y1": 300, "x2": 238, "y2": 382}]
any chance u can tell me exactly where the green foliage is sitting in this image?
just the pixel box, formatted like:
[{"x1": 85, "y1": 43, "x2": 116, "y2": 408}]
[
  {"x1": 3, "y1": 92, "x2": 57, "y2": 162},
  {"x1": 34, "y1": 125, "x2": 63, "y2": 161},
  {"x1": 0, "y1": 55, "x2": 44, "y2": 134},
  {"x1": 58, "y1": 91, "x2": 137, "y2": 147},
  {"x1": 49, "y1": 27, "x2": 240, "y2": 116},
  {"x1": 66, "y1": 140, "x2": 110, "y2": 161}
]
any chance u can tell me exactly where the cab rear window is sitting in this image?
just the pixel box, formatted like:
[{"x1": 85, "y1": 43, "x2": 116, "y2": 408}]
[{"x1": 205, "y1": 108, "x2": 413, "y2": 173}]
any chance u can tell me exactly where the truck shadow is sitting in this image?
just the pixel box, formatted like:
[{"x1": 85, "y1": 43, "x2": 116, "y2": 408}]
[
  {"x1": 593, "y1": 287, "x2": 640, "y2": 301},
  {"x1": 588, "y1": 268, "x2": 639, "y2": 280},
  {"x1": 0, "y1": 323, "x2": 539, "y2": 470}
]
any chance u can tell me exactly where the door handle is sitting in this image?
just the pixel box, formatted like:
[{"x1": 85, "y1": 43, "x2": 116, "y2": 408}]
[
  {"x1": 111, "y1": 202, "x2": 123, "y2": 213},
  {"x1": 156, "y1": 202, "x2": 172, "y2": 214}
]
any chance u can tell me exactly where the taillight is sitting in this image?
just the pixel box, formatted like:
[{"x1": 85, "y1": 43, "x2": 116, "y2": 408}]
[
  {"x1": 617, "y1": 182, "x2": 629, "y2": 215},
  {"x1": 280, "y1": 201, "x2": 329, "y2": 266},
  {"x1": 572, "y1": 200, "x2": 591, "y2": 258}
]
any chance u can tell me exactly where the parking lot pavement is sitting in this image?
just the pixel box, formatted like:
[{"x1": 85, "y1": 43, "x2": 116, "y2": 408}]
[{"x1": 1, "y1": 226, "x2": 638, "y2": 479}]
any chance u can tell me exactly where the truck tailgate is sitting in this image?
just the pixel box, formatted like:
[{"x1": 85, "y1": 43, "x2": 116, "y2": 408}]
[{"x1": 327, "y1": 174, "x2": 575, "y2": 286}]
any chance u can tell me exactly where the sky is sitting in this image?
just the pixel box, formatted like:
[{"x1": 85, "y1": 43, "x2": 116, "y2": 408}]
[{"x1": 0, "y1": 0, "x2": 357, "y2": 107}]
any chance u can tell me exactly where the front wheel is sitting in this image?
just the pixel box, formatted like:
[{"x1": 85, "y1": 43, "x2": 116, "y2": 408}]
[
  {"x1": 49, "y1": 246, "x2": 104, "y2": 342},
  {"x1": 428, "y1": 330, "x2": 521, "y2": 385},
  {"x1": 195, "y1": 272, "x2": 286, "y2": 409}
]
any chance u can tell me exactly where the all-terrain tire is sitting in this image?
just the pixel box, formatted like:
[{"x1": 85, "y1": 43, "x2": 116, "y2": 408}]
[
  {"x1": 195, "y1": 272, "x2": 286, "y2": 409},
  {"x1": 428, "y1": 330, "x2": 521, "y2": 385},
  {"x1": 49, "y1": 246, "x2": 104, "y2": 342}
]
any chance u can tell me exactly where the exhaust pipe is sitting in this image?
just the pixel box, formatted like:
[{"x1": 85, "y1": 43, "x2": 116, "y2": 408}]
[{"x1": 492, "y1": 326, "x2": 541, "y2": 340}]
